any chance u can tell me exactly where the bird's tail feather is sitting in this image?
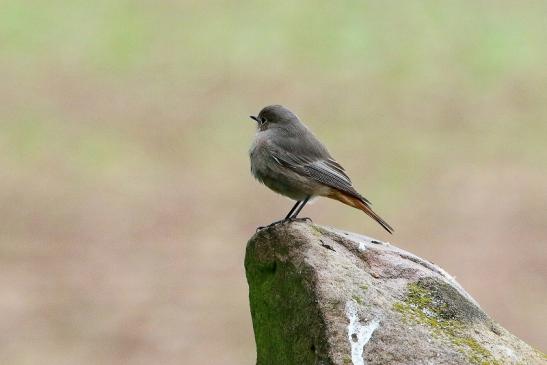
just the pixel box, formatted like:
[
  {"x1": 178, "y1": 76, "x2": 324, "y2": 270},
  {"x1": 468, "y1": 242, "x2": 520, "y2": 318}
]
[{"x1": 327, "y1": 190, "x2": 394, "y2": 234}]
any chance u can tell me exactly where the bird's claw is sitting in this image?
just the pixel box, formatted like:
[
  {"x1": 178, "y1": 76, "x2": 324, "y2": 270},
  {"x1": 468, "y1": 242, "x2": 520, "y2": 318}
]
[
  {"x1": 256, "y1": 217, "x2": 313, "y2": 231},
  {"x1": 256, "y1": 219, "x2": 286, "y2": 231},
  {"x1": 289, "y1": 217, "x2": 313, "y2": 223}
]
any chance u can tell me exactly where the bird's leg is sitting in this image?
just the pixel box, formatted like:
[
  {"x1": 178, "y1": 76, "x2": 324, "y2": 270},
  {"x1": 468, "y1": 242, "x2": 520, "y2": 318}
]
[
  {"x1": 284, "y1": 200, "x2": 302, "y2": 220},
  {"x1": 288, "y1": 196, "x2": 311, "y2": 221},
  {"x1": 256, "y1": 198, "x2": 314, "y2": 231},
  {"x1": 256, "y1": 200, "x2": 302, "y2": 230}
]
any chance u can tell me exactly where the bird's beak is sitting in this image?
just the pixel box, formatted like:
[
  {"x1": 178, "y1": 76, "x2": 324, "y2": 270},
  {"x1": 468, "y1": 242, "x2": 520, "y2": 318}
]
[{"x1": 250, "y1": 115, "x2": 259, "y2": 123}]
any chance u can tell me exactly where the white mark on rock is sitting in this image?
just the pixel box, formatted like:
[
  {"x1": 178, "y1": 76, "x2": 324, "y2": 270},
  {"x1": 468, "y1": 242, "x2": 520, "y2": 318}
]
[
  {"x1": 345, "y1": 301, "x2": 379, "y2": 365},
  {"x1": 358, "y1": 241, "x2": 367, "y2": 251},
  {"x1": 499, "y1": 345, "x2": 518, "y2": 361}
]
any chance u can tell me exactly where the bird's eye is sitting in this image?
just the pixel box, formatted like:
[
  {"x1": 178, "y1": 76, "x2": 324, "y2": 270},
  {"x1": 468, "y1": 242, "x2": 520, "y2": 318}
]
[{"x1": 260, "y1": 117, "x2": 267, "y2": 124}]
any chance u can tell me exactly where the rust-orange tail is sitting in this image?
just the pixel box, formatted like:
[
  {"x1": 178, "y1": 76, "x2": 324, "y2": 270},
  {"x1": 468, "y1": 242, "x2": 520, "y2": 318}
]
[{"x1": 327, "y1": 190, "x2": 394, "y2": 234}]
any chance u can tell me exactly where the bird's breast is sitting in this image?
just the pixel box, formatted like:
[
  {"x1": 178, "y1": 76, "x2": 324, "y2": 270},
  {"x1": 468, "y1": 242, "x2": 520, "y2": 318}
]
[
  {"x1": 249, "y1": 132, "x2": 326, "y2": 201},
  {"x1": 249, "y1": 133, "x2": 271, "y2": 180}
]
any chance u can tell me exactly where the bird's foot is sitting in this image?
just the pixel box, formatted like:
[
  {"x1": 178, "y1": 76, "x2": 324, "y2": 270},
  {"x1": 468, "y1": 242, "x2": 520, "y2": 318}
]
[
  {"x1": 256, "y1": 219, "x2": 288, "y2": 231},
  {"x1": 289, "y1": 217, "x2": 313, "y2": 223},
  {"x1": 256, "y1": 217, "x2": 313, "y2": 232}
]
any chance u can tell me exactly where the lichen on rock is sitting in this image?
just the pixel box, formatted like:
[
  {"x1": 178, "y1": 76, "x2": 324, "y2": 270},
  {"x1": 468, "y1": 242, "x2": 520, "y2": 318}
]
[{"x1": 393, "y1": 280, "x2": 499, "y2": 365}]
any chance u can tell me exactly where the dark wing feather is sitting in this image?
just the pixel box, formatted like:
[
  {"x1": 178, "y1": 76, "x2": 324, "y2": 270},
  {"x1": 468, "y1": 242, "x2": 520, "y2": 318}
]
[
  {"x1": 271, "y1": 146, "x2": 371, "y2": 205},
  {"x1": 323, "y1": 158, "x2": 351, "y2": 182},
  {"x1": 267, "y1": 123, "x2": 372, "y2": 204}
]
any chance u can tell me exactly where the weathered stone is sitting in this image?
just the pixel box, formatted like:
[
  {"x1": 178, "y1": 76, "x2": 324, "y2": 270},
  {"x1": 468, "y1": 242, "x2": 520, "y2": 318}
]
[{"x1": 245, "y1": 222, "x2": 546, "y2": 365}]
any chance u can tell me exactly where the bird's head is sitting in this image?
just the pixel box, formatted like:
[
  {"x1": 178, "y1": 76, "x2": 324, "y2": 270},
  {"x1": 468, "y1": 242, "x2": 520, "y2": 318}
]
[{"x1": 250, "y1": 105, "x2": 299, "y2": 131}]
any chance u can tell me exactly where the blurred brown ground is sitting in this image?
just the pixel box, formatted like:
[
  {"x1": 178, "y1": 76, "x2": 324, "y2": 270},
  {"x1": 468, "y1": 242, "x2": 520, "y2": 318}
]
[{"x1": 0, "y1": 1, "x2": 546, "y2": 364}]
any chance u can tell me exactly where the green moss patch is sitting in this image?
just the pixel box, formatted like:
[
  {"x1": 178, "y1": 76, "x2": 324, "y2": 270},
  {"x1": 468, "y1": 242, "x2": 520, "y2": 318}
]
[
  {"x1": 352, "y1": 294, "x2": 364, "y2": 305},
  {"x1": 309, "y1": 224, "x2": 328, "y2": 237},
  {"x1": 394, "y1": 281, "x2": 500, "y2": 365}
]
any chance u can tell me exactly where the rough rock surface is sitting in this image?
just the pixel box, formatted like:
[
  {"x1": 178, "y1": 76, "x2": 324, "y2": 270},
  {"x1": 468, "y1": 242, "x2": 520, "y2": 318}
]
[{"x1": 245, "y1": 222, "x2": 546, "y2": 365}]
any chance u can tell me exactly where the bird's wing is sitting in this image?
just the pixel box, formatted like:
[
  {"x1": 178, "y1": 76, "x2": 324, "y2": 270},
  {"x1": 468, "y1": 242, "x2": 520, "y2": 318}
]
[{"x1": 270, "y1": 147, "x2": 371, "y2": 204}]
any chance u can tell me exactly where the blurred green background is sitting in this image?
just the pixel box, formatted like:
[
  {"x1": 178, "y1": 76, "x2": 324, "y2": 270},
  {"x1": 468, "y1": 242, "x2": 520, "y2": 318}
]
[{"x1": 1, "y1": 1, "x2": 546, "y2": 364}]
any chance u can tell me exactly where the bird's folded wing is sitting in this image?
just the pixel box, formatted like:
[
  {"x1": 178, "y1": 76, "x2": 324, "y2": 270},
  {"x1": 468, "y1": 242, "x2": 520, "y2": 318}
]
[{"x1": 271, "y1": 148, "x2": 371, "y2": 204}]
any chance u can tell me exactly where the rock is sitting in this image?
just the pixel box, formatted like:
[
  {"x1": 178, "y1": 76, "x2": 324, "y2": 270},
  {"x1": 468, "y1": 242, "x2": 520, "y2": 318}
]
[{"x1": 245, "y1": 222, "x2": 546, "y2": 365}]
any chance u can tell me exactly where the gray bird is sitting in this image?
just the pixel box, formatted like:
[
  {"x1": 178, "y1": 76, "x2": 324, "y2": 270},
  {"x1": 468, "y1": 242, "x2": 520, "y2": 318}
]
[{"x1": 249, "y1": 105, "x2": 394, "y2": 234}]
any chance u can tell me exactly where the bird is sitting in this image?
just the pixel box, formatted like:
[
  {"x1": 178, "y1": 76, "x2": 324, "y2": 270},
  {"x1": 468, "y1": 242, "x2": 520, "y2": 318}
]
[{"x1": 248, "y1": 105, "x2": 394, "y2": 234}]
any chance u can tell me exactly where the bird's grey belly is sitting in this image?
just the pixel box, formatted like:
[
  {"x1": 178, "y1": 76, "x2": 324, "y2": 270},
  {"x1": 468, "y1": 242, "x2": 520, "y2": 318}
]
[{"x1": 250, "y1": 146, "x2": 328, "y2": 201}]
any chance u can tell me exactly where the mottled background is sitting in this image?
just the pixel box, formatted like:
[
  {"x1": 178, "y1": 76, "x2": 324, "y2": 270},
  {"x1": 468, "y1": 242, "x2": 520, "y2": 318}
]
[{"x1": 1, "y1": 1, "x2": 546, "y2": 364}]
